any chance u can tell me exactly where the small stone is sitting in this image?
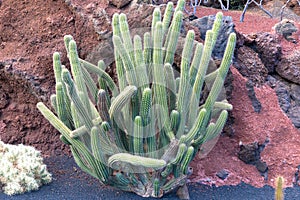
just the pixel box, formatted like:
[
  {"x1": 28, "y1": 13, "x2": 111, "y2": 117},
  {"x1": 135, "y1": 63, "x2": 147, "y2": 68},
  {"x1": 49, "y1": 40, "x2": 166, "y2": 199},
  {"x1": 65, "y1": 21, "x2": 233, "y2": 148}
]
[
  {"x1": 266, "y1": 75, "x2": 277, "y2": 88},
  {"x1": 109, "y1": 0, "x2": 132, "y2": 8},
  {"x1": 238, "y1": 142, "x2": 260, "y2": 164},
  {"x1": 176, "y1": 184, "x2": 190, "y2": 200},
  {"x1": 255, "y1": 160, "x2": 268, "y2": 173},
  {"x1": 216, "y1": 169, "x2": 229, "y2": 180}
]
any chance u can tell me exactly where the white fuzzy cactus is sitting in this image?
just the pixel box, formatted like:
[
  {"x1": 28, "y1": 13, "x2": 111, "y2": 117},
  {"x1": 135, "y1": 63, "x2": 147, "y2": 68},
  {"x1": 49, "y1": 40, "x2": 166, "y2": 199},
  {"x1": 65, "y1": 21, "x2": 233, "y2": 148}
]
[{"x1": 0, "y1": 141, "x2": 52, "y2": 196}]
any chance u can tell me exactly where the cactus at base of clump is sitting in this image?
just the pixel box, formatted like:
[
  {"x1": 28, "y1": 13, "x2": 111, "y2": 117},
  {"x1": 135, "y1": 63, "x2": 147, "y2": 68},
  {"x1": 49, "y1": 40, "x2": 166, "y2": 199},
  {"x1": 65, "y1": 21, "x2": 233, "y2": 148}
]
[{"x1": 37, "y1": 0, "x2": 236, "y2": 198}]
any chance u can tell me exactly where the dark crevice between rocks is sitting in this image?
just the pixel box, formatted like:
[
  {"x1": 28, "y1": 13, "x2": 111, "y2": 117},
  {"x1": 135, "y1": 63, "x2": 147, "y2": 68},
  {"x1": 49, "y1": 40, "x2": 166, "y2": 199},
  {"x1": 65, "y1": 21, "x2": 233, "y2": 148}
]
[
  {"x1": 246, "y1": 80, "x2": 262, "y2": 113},
  {"x1": 238, "y1": 139, "x2": 270, "y2": 180}
]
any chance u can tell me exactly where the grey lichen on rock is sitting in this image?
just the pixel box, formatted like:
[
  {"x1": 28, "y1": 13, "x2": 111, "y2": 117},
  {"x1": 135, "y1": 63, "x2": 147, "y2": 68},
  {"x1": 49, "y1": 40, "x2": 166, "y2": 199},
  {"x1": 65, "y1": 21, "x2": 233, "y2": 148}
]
[{"x1": 273, "y1": 19, "x2": 298, "y2": 43}]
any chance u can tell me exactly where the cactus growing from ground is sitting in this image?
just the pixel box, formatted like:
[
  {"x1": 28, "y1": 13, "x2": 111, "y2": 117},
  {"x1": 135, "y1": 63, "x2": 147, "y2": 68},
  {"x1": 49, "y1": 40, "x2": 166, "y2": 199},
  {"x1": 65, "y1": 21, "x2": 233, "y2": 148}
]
[
  {"x1": 37, "y1": 0, "x2": 236, "y2": 198},
  {"x1": 275, "y1": 176, "x2": 285, "y2": 200}
]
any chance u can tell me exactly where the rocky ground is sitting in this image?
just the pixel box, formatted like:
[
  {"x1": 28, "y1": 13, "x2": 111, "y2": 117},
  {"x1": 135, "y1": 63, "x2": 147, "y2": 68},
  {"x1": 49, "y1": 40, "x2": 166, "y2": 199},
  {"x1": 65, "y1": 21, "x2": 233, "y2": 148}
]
[{"x1": 0, "y1": 0, "x2": 300, "y2": 198}]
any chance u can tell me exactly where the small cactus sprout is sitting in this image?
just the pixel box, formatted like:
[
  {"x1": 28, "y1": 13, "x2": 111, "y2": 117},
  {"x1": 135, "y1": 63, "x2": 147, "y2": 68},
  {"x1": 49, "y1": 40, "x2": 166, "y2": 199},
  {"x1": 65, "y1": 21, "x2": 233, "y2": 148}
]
[
  {"x1": 275, "y1": 176, "x2": 285, "y2": 200},
  {"x1": 37, "y1": 0, "x2": 235, "y2": 198}
]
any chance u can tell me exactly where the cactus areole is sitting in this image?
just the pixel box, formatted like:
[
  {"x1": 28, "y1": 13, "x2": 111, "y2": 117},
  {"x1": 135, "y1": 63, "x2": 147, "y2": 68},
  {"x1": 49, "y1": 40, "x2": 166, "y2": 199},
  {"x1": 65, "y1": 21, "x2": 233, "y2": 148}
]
[{"x1": 37, "y1": 0, "x2": 236, "y2": 198}]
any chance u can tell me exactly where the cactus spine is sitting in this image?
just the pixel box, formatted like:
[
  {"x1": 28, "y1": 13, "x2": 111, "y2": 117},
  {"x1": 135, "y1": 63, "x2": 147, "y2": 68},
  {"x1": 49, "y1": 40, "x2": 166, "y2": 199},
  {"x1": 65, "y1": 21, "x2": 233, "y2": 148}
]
[{"x1": 37, "y1": 2, "x2": 235, "y2": 198}]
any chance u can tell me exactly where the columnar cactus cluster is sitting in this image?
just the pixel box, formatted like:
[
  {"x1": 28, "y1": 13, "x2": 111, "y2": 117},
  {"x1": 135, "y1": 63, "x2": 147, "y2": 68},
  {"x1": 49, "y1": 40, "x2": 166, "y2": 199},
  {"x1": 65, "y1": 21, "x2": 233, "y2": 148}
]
[
  {"x1": 0, "y1": 141, "x2": 52, "y2": 196},
  {"x1": 37, "y1": 0, "x2": 236, "y2": 198}
]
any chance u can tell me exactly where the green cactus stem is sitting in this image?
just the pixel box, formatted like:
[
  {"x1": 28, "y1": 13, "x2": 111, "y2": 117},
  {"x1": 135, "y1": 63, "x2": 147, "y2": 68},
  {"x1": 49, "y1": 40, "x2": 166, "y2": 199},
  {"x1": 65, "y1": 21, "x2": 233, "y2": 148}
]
[
  {"x1": 187, "y1": 30, "x2": 214, "y2": 129},
  {"x1": 139, "y1": 88, "x2": 152, "y2": 126},
  {"x1": 50, "y1": 94, "x2": 57, "y2": 112},
  {"x1": 62, "y1": 69, "x2": 94, "y2": 132},
  {"x1": 143, "y1": 32, "x2": 153, "y2": 82},
  {"x1": 68, "y1": 40, "x2": 90, "y2": 112},
  {"x1": 112, "y1": 14, "x2": 127, "y2": 92},
  {"x1": 119, "y1": 13, "x2": 135, "y2": 64},
  {"x1": 189, "y1": 42, "x2": 203, "y2": 87},
  {"x1": 108, "y1": 153, "x2": 166, "y2": 170},
  {"x1": 153, "y1": 21, "x2": 173, "y2": 140},
  {"x1": 184, "y1": 108, "x2": 207, "y2": 145},
  {"x1": 153, "y1": 178, "x2": 161, "y2": 197},
  {"x1": 164, "y1": 11, "x2": 183, "y2": 65},
  {"x1": 109, "y1": 85, "x2": 137, "y2": 120},
  {"x1": 91, "y1": 126, "x2": 109, "y2": 178},
  {"x1": 37, "y1": 102, "x2": 108, "y2": 183},
  {"x1": 151, "y1": 8, "x2": 161, "y2": 42},
  {"x1": 176, "y1": 30, "x2": 195, "y2": 138},
  {"x1": 162, "y1": 174, "x2": 187, "y2": 193},
  {"x1": 133, "y1": 116, "x2": 144, "y2": 155},
  {"x1": 134, "y1": 35, "x2": 149, "y2": 92},
  {"x1": 162, "y1": 2, "x2": 174, "y2": 35},
  {"x1": 180, "y1": 146, "x2": 194, "y2": 174},
  {"x1": 203, "y1": 33, "x2": 236, "y2": 113},
  {"x1": 171, "y1": 143, "x2": 187, "y2": 165},
  {"x1": 170, "y1": 110, "x2": 180, "y2": 134},
  {"x1": 97, "y1": 89, "x2": 110, "y2": 123},
  {"x1": 55, "y1": 82, "x2": 71, "y2": 129},
  {"x1": 164, "y1": 63, "x2": 176, "y2": 113},
  {"x1": 161, "y1": 163, "x2": 173, "y2": 178},
  {"x1": 116, "y1": 172, "x2": 131, "y2": 186},
  {"x1": 79, "y1": 58, "x2": 119, "y2": 97}
]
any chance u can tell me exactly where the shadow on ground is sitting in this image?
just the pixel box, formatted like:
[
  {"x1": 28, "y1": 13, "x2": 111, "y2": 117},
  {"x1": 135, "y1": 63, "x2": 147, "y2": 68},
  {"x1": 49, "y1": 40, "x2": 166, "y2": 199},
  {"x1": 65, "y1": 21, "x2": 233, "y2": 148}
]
[{"x1": 0, "y1": 156, "x2": 300, "y2": 200}]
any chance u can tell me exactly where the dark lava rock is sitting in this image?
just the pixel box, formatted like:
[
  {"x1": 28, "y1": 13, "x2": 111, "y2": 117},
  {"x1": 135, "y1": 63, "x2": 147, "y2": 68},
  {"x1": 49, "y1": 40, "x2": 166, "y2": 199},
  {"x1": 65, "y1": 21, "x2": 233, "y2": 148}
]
[
  {"x1": 267, "y1": 75, "x2": 300, "y2": 129},
  {"x1": 190, "y1": 14, "x2": 235, "y2": 59},
  {"x1": 290, "y1": 84, "x2": 300, "y2": 104},
  {"x1": 254, "y1": 33, "x2": 281, "y2": 74},
  {"x1": 216, "y1": 169, "x2": 229, "y2": 180},
  {"x1": 235, "y1": 46, "x2": 268, "y2": 85},
  {"x1": 255, "y1": 160, "x2": 268, "y2": 173},
  {"x1": 238, "y1": 142, "x2": 261, "y2": 164},
  {"x1": 235, "y1": 32, "x2": 281, "y2": 74},
  {"x1": 238, "y1": 141, "x2": 270, "y2": 178},
  {"x1": 288, "y1": 107, "x2": 300, "y2": 128},
  {"x1": 274, "y1": 82, "x2": 291, "y2": 113},
  {"x1": 266, "y1": 75, "x2": 277, "y2": 88},
  {"x1": 246, "y1": 80, "x2": 262, "y2": 113},
  {"x1": 295, "y1": 165, "x2": 300, "y2": 186},
  {"x1": 189, "y1": 14, "x2": 198, "y2": 21},
  {"x1": 276, "y1": 50, "x2": 300, "y2": 84},
  {"x1": 0, "y1": 91, "x2": 9, "y2": 109}
]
